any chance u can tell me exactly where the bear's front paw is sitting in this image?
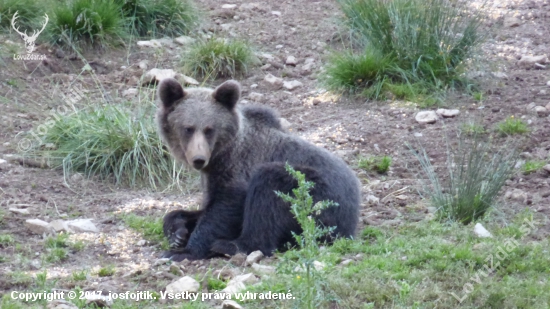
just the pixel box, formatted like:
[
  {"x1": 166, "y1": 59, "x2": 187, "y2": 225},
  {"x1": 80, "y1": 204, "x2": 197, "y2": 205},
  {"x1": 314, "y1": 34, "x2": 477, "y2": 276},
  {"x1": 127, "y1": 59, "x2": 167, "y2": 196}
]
[{"x1": 211, "y1": 240, "x2": 239, "y2": 256}]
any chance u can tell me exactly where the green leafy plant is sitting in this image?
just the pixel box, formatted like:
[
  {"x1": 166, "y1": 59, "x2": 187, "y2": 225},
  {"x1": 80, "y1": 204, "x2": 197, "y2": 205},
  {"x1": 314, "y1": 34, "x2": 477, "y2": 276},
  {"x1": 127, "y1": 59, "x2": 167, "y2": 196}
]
[
  {"x1": 182, "y1": 38, "x2": 258, "y2": 80},
  {"x1": 0, "y1": 234, "x2": 15, "y2": 246},
  {"x1": 410, "y1": 136, "x2": 518, "y2": 224},
  {"x1": 358, "y1": 155, "x2": 392, "y2": 173},
  {"x1": 98, "y1": 265, "x2": 115, "y2": 277},
  {"x1": 275, "y1": 163, "x2": 338, "y2": 309},
  {"x1": 117, "y1": 0, "x2": 198, "y2": 37},
  {"x1": 123, "y1": 214, "x2": 169, "y2": 250},
  {"x1": 49, "y1": 0, "x2": 125, "y2": 49},
  {"x1": 522, "y1": 160, "x2": 546, "y2": 174},
  {"x1": 496, "y1": 116, "x2": 528, "y2": 135}
]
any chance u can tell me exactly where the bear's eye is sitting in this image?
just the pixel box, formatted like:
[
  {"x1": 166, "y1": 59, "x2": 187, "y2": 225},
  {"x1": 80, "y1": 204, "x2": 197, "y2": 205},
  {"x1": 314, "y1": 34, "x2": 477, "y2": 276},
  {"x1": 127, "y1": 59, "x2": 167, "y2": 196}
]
[
  {"x1": 183, "y1": 127, "x2": 195, "y2": 135},
  {"x1": 204, "y1": 127, "x2": 214, "y2": 136}
]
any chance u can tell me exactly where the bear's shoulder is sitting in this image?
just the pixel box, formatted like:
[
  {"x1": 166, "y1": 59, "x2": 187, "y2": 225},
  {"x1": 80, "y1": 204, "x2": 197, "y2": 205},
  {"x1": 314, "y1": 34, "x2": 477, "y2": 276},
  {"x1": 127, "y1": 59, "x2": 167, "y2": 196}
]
[{"x1": 240, "y1": 105, "x2": 283, "y2": 131}]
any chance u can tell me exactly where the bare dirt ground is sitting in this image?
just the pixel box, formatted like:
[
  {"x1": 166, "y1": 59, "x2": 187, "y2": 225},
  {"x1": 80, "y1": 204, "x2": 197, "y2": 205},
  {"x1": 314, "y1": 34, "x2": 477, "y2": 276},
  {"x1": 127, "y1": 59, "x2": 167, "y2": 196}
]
[{"x1": 1, "y1": 0, "x2": 550, "y2": 307}]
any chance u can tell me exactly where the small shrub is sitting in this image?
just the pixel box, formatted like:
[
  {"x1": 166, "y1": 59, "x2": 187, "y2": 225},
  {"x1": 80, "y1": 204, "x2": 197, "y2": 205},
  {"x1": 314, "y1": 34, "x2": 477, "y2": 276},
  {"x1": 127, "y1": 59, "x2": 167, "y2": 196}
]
[
  {"x1": 72, "y1": 270, "x2": 88, "y2": 281},
  {"x1": 207, "y1": 277, "x2": 227, "y2": 291},
  {"x1": 45, "y1": 247, "x2": 69, "y2": 263},
  {"x1": 522, "y1": 160, "x2": 545, "y2": 174},
  {"x1": 26, "y1": 103, "x2": 192, "y2": 190},
  {"x1": 462, "y1": 121, "x2": 486, "y2": 135},
  {"x1": 117, "y1": 0, "x2": 198, "y2": 37},
  {"x1": 0, "y1": 234, "x2": 15, "y2": 246},
  {"x1": 182, "y1": 38, "x2": 257, "y2": 79},
  {"x1": 472, "y1": 92, "x2": 484, "y2": 102},
  {"x1": 49, "y1": 0, "x2": 125, "y2": 49},
  {"x1": 410, "y1": 136, "x2": 518, "y2": 224},
  {"x1": 45, "y1": 233, "x2": 69, "y2": 248},
  {"x1": 98, "y1": 265, "x2": 115, "y2": 277},
  {"x1": 358, "y1": 155, "x2": 392, "y2": 174},
  {"x1": 496, "y1": 116, "x2": 528, "y2": 135},
  {"x1": 275, "y1": 163, "x2": 338, "y2": 309},
  {"x1": 0, "y1": 0, "x2": 43, "y2": 31}
]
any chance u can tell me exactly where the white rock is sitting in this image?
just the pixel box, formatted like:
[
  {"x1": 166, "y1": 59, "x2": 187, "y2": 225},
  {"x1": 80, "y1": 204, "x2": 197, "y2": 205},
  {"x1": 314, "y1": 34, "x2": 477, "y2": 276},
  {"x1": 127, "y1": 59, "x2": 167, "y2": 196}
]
[
  {"x1": 285, "y1": 56, "x2": 297, "y2": 66},
  {"x1": 176, "y1": 74, "x2": 199, "y2": 86},
  {"x1": 155, "y1": 37, "x2": 175, "y2": 48},
  {"x1": 526, "y1": 102, "x2": 537, "y2": 110},
  {"x1": 415, "y1": 111, "x2": 438, "y2": 124},
  {"x1": 505, "y1": 188, "x2": 528, "y2": 203},
  {"x1": 264, "y1": 74, "x2": 283, "y2": 89},
  {"x1": 222, "y1": 4, "x2": 237, "y2": 9},
  {"x1": 47, "y1": 299, "x2": 79, "y2": 309},
  {"x1": 313, "y1": 261, "x2": 326, "y2": 271},
  {"x1": 248, "y1": 92, "x2": 264, "y2": 102},
  {"x1": 251, "y1": 263, "x2": 276, "y2": 274},
  {"x1": 503, "y1": 16, "x2": 521, "y2": 27},
  {"x1": 518, "y1": 55, "x2": 548, "y2": 68},
  {"x1": 436, "y1": 108, "x2": 460, "y2": 118},
  {"x1": 142, "y1": 68, "x2": 177, "y2": 85},
  {"x1": 50, "y1": 220, "x2": 72, "y2": 233},
  {"x1": 535, "y1": 106, "x2": 549, "y2": 117},
  {"x1": 9, "y1": 208, "x2": 30, "y2": 215},
  {"x1": 365, "y1": 194, "x2": 379, "y2": 204},
  {"x1": 271, "y1": 11, "x2": 281, "y2": 16},
  {"x1": 122, "y1": 88, "x2": 139, "y2": 98},
  {"x1": 0, "y1": 158, "x2": 7, "y2": 165},
  {"x1": 66, "y1": 219, "x2": 99, "y2": 233},
  {"x1": 543, "y1": 164, "x2": 550, "y2": 173},
  {"x1": 246, "y1": 250, "x2": 264, "y2": 266},
  {"x1": 138, "y1": 60, "x2": 149, "y2": 70},
  {"x1": 25, "y1": 219, "x2": 54, "y2": 234},
  {"x1": 283, "y1": 80, "x2": 303, "y2": 90},
  {"x1": 174, "y1": 36, "x2": 196, "y2": 46},
  {"x1": 137, "y1": 40, "x2": 162, "y2": 48},
  {"x1": 153, "y1": 258, "x2": 171, "y2": 266},
  {"x1": 233, "y1": 273, "x2": 259, "y2": 285},
  {"x1": 491, "y1": 72, "x2": 508, "y2": 79},
  {"x1": 547, "y1": 81, "x2": 550, "y2": 87},
  {"x1": 222, "y1": 300, "x2": 243, "y2": 309},
  {"x1": 474, "y1": 223, "x2": 493, "y2": 238},
  {"x1": 221, "y1": 280, "x2": 246, "y2": 294},
  {"x1": 341, "y1": 259, "x2": 354, "y2": 266},
  {"x1": 85, "y1": 295, "x2": 113, "y2": 307},
  {"x1": 279, "y1": 118, "x2": 291, "y2": 130},
  {"x1": 166, "y1": 276, "x2": 200, "y2": 294}
]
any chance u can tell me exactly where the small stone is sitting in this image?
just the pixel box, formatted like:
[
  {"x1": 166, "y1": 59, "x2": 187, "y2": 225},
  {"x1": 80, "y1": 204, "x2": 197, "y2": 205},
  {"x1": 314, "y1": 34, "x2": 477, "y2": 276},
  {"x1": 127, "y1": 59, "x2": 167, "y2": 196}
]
[
  {"x1": 534, "y1": 106, "x2": 549, "y2": 117},
  {"x1": 222, "y1": 4, "x2": 237, "y2": 9},
  {"x1": 279, "y1": 118, "x2": 291, "y2": 130},
  {"x1": 136, "y1": 239, "x2": 147, "y2": 246},
  {"x1": 271, "y1": 11, "x2": 281, "y2": 16},
  {"x1": 285, "y1": 56, "x2": 297, "y2": 66},
  {"x1": 222, "y1": 300, "x2": 243, "y2": 309},
  {"x1": 505, "y1": 188, "x2": 528, "y2": 204},
  {"x1": 248, "y1": 92, "x2": 264, "y2": 102},
  {"x1": 491, "y1": 72, "x2": 508, "y2": 79},
  {"x1": 142, "y1": 68, "x2": 177, "y2": 85},
  {"x1": 137, "y1": 40, "x2": 162, "y2": 48},
  {"x1": 25, "y1": 219, "x2": 54, "y2": 235},
  {"x1": 245, "y1": 250, "x2": 264, "y2": 266},
  {"x1": 122, "y1": 88, "x2": 139, "y2": 98},
  {"x1": 233, "y1": 273, "x2": 259, "y2": 285},
  {"x1": 527, "y1": 102, "x2": 537, "y2": 110},
  {"x1": 504, "y1": 16, "x2": 521, "y2": 27},
  {"x1": 66, "y1": 219, "x2": 99, "y2": 233},
  {"x1": 264, "y1": 74, "x2": 283, "y2": 89},
  {"x1": 9, "y1": 208, "x2": 30, "y2": 215},
  {"x1": 153, "y1": 258, "x2": 171, "y2": 266},
  {"x1": 47, "y1": 299, "x2": 79, "y2": 309},
  {"x1": 260, "y1": 63, "x2": 272, "y2": 70},
  {"x1": 518, "y1": 55, "x2": 548, "y2": 68},
  {"x1": 474, "y1": 223, "x2": 492, "y2": 238},
  {"x1": 138, "y1": 60, "x2": 149, "y2": 70},
  {"x1": 251, "y1": 263, "x2": 276, "y2": 274},
  {"x1": 0, "y1": 159, "x2": 7, "y2": 165},
  {"x1": 169, "y1": 264, "x2": 184, "y2": 276},
  {"x1": 50, "y1": 220, "x2": 72, "y2": 233},
  {"x1": 283, "y1": 80, "x2": 303, "y2": 90},
  {"x1": 341, "y1": 259, "x2": 353, "y2": 266},
  {"x1": 229, "y1": 253, "x2": 247, "y2": 266},
  {"x1": 436, "y1": 108, "x2": 460, "y2": 118},
  {"x1": 543, "y1": 164, "x2": 550, "y2": 173},
  {"x1": 365, "y1": 195, "x2": 379, "y2": 204},
  {"x1": 176, "y1": 74, "x2": 200, "y2": 86},
  {"x1": 174, "y1": 36, "x2": 196, "y2": 46},
  {"x1": 221, "y1": 280, "x2": 246, "y2": 294},
  {"x1": 546, "y1": 102, "x2": 550, "y2": 110},
  {"x1": 85, "y1": 294, "x2": 113, "y2": 307},
  {"x1": 166, "y1": 276, "x2": 200, "y2": 293},
  {"x1": 415, "y1": 111, "x2": 438, "y2": 124}
]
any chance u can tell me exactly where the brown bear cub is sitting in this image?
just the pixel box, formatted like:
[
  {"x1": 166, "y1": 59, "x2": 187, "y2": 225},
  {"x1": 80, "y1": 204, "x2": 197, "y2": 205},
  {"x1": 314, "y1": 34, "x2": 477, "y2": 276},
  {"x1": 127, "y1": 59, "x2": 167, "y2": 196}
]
[{"x1": 157, "y1": 78, "x2": 360, "y2": 261}]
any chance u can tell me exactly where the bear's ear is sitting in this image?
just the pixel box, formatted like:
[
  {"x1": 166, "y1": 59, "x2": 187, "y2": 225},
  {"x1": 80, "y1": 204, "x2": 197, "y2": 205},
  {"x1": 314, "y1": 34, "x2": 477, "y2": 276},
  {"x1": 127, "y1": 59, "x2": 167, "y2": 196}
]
[
  {"x1": 158, "y1": 78, "x2": 185, "y2": 109},
  {"x1": 212, "y1": 80, "x2": 241, "y2": 110}
]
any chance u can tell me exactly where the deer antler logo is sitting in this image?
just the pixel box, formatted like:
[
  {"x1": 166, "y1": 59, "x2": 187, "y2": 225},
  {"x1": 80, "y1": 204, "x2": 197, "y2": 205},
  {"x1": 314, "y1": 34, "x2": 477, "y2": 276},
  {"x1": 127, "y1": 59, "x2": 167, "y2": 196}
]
[{"x1": 11, "y1": 11, "x2": 49, "y2": 54}]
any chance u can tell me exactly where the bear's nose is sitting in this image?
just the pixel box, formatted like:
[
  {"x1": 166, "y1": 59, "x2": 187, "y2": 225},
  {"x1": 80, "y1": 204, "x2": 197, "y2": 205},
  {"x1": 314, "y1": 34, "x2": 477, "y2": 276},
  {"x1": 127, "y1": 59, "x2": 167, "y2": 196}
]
[{"x1": 192, "y1": 156, "x2": 207, "y2": 169}]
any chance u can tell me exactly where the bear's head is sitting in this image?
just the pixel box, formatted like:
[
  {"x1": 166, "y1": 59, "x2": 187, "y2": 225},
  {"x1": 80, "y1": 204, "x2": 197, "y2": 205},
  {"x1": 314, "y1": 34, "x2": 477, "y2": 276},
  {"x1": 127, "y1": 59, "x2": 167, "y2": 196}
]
[{"x1": 156, "y1": 78, "x2": 241, "y2": 170}]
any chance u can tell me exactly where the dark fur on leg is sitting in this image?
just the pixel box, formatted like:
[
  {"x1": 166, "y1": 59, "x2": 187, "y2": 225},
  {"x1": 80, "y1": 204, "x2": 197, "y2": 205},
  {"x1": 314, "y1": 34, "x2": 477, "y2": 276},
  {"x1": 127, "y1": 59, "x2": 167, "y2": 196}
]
[{"x1": 162, "y1": 210, "x2": 203, "y2": 252}]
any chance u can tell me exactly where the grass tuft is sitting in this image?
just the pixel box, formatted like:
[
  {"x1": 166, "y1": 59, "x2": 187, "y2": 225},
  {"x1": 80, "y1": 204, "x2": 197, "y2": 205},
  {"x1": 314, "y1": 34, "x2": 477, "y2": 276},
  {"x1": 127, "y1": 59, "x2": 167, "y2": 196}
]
[
  {"x1": 358, "y1": 155, "x2": 392, "y2": 174},
  {"x1": 49, "y1": 0, "x2": 125, "y2": 49},
  {"x1": 496, "y1": 116, "x2": 529, "y2": 136},
  {"x1": 117, "y1": 0, "x2": 198, "y2": 37},
  {"x1": 182, "y1": 38, "x2": 258, "y2": 80},
  {"x1": 123, "y1": 213, "x2": 169, "y2": 250},
  {"x1": 26, "y1": 101, "x2": 193, "y2": 190},
  {"x1": 522, "y1": 160, "x2": 546, "y2": 174},
  {"x1": 410, "y1": 136, "x2": 518, "y2": 224},
  {"x1": 0, "y1": 0, "x2": 44, "y2": 31},
  {"x1": 98, "y1": 265, "x2": 115, "y2": 277}
]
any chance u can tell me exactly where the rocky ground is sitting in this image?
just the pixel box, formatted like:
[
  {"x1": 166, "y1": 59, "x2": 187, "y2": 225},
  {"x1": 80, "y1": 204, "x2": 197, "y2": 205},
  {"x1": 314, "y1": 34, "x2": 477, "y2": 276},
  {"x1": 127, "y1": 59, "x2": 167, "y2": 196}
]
[{"x1": 1, "y1": 0, "x2": 550, "y2": 308}]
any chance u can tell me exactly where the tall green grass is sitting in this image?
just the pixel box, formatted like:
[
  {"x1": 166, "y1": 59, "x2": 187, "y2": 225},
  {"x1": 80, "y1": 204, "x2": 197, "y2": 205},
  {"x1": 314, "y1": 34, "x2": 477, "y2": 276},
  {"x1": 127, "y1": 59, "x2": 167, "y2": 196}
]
[
  {"x1": 26, "y1": 97, "x2": 193, "y2": 191},
  {"x1": 117, "y1": 0, "x2": 199, "y2": 37},
  {"x1": 410, "y1": 136, "x2": 518, "y2": 224},
  {"x1": 182, "y1": 38, "x2": 258, "y2": 80},
  {"x1": 49, "y1": 0, "x2": 126, "y2": 49},
  {"x1": 326, "y1": 0, "x2": 484, "y2": 101},
  {"x1": 0, "y1": 0, "x2": 44, "y2": 31}
]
